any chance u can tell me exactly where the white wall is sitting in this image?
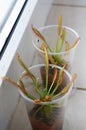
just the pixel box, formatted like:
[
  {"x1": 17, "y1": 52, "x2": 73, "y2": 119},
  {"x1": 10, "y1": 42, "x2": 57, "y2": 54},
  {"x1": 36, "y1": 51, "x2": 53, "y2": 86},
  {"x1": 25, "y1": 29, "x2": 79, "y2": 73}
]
[{"x1": 0, "y1": 0, "x2": 53, "y2": 130}]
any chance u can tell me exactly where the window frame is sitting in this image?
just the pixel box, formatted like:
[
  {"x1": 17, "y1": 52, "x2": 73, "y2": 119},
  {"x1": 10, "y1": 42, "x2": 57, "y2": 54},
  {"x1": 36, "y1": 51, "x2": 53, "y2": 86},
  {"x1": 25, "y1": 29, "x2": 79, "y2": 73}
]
[
  {"x1": 0, "y1": 0, "x2": 38, "y2": 86},
  {"x1": 0, "y1": 0, "x2": 28, "y2": 56}
]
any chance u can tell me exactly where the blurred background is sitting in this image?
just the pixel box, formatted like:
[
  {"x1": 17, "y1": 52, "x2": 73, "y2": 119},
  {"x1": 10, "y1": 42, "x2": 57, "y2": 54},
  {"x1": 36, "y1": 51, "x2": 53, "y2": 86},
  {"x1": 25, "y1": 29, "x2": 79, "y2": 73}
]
[{"x1": 0, "y1": 0, "x2": 86, "y2": 130}]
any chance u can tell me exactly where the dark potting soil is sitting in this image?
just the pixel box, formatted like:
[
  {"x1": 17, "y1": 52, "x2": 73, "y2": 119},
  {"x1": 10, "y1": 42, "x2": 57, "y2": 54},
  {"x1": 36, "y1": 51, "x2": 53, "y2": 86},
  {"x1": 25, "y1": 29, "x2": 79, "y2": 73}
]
[
  {"x1": 40, "y1": 66, "x2": 69, "y2": 94},
  {"x1": 29, "y1": 105, "x2": 65, "y2": 130}
]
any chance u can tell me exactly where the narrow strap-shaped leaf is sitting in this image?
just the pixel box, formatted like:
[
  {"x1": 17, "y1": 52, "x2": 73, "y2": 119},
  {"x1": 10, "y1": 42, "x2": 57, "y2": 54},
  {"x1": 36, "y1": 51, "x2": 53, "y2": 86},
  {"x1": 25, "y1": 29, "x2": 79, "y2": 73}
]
[
  {"x1": 32, "y1": 25, "x2": 46, "y2": 43},
  {"x1": 69, "y1": 37, "x2": 80, "y2": 50},
  {"x1": 56, "y1": 16, "x2": 62, "y2": 52},
  {"x1": 16, "y1": 54, "x2": 36, "y2": 81},
  {"x1": 19, "y1": 72, "x2": 28, "y2": 80},
  {"x1": 51, "y1": 65, "x2": 65, "y2": 96},
  {"x1": 18, "y1": 71, "x2": 42, "y2": 98},
  {"x1": 2, "y1": 76, "x2": 36, "y2": 100},
  {"x1": 43, "y1": 46, "x2": 49, "y2": 91},
  {"x1": 2, "y1": 76, "x2": 20, "y2": 88},
  {"x1": 58, "y1": 16, "x2": 62, "y2": 36},
  {"x1": 65, "y1": 41, "x2": 70, "y2": 53},
  {"x1": 48, "y1": 67, "x2": 58, "y2": 94},
  {"x1": 61, "y1": 73, "x2": 77, "y2": 94},
  {"x1": 18, "y1": 79, "x2": 36, "y2": 100},
  {"x1": 52, "y1": 73, "x2": 77, "y2": 99},
  {"x1": 32, "y1": 25, "x2": 52, "y2": 51},
  {"x1": 61, "y1": 27, "x2": 66, "y2": 44},
  {"x1": 57, "y1": 28, "x2": 66, "y2": 52}
]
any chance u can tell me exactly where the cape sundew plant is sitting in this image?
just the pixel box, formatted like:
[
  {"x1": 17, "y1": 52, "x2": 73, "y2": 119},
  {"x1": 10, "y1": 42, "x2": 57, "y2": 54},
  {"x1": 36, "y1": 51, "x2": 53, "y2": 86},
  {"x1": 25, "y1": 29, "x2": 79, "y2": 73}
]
[
  {"x1": 1, "y1": 46, "x2": 77, "y2": 103},
  {"x1": 32, "y1": 16, "x2": 80, "y2": 67},
  {"x1": 1, "y1": 46, "x2": 77, "y2": 130}
]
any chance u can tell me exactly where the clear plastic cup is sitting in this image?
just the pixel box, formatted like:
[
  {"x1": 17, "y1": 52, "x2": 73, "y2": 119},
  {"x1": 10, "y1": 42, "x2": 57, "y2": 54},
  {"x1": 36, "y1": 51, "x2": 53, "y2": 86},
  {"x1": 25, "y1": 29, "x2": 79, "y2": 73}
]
[
  {"x1": 19, "y1": 64, "x2": 73, "y2": 130},
  {"x1": 32, "y1": 25, "x2": 80, "y2": 73}
]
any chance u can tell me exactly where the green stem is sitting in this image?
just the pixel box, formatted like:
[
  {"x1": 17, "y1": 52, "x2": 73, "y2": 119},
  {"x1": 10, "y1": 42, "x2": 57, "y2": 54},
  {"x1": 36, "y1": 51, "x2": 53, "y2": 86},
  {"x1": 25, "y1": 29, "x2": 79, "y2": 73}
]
[
  {"x1": 35, "y1": 79, "x2": 43, "y2": 97},
  {"x1": 47, "y1": 67, "x2": 57, "y2": 95},
  {"x1": 19, "y1": 73, "x2": 42, "y2": 98},
  {"x1": 33, "y1": 105, "x2": 44, "y2": 117},
  {"x1": 51, "y1": 66, "x2": 64, "y2": 96},
  {"x1": 51, "y1": 82, "x2": 60, "y2": 96},
  {"x1": 43, "y1": 47, "x2": 49, "y2": 91},
  {"x1": 52, "y1": 91, "x2": 61, "y2": 99},
  {"x1": 47, "y1": 80, "x2": 55, "y2": 94}
]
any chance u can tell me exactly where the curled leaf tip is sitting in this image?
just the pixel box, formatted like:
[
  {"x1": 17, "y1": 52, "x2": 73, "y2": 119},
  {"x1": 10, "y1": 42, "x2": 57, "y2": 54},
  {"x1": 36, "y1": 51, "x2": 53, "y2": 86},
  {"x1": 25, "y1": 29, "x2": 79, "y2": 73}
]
[
  {"x1": 1, "y1": 76, "x2": 8, "y2": 80},
  {"x1": 70, "y1": 37, "x2": 80, "y2": 49},
  {"x1": 16, "y1": 53, "x2": 20, "y2": 58}
]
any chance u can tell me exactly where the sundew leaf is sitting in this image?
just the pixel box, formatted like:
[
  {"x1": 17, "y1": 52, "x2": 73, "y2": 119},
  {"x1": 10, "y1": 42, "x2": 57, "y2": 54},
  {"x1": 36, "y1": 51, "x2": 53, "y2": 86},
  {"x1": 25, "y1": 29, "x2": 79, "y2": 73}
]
[
  {"x1": 58, "y1": 16, "x2": 62, "y2": 36},
  {"x1": 18, "y1": 79, "x2": 35, "y2": 99},
  {"x1": 43, "y1": 46, "x2": 49, "y2": 91},
  {"x1": 52, "y1": 73, "x2": 77, "y2": 99},
  {"x1": 18, "y1": 79, "x2": 25, "y2": 89},
  {"x1": 34, "y1": 78, "x2": 43, "y2": 97},
  {"x1": 18, "y1": 62, "x2": 42, "y2": 98},
  {"x1": 51, "y1": 65, "x2": 65, "y2": 96},
  {"x1": 56, "y1": 28, "x2": 66, "y2": 53},
  {"x1": 32, "y1": 25, "x2": 52, "y2": 52},
  {"x1": 61, "y1": 27, "x2": 66, "y2": 44},
  {"x1": 2, "y1": 76, "x2": 36, "y2": 100},
  {"x1": 16, "y1": 53, "x2": 42, "y2": 94},
  {"x1": 60, "y1": 73, "x2": 77, "y2": 94},
  {"x1": 65, "y1": 41, "x2": 70, "y2": 53},
  {"x1": 69, "y1": 37, "x2": 80, "y2": 50},
  {"x1": 19, "y1": 72, "x2": 29, "y2": 81},
  {"x1": 41, "y1": 88, "x2": 48, "y2": 100},
  {"x1": 58, "y1": 65, "x2": 66, "y2": 81},
  {"x1": 48, "y1": 67, "x2": 58, "y2": 94},
  {"x1": 56, "y1": 16, "x2": 62, "y2": 52},
  {"x1": 2, "y1": 76, "x2": 20, "y2": 88},
  {"x1": 32, "y1": 25, "x2": 46, "y2": 43},
  {"x1": 16, "y1": 54, "x2": 36, "y2": 82}
]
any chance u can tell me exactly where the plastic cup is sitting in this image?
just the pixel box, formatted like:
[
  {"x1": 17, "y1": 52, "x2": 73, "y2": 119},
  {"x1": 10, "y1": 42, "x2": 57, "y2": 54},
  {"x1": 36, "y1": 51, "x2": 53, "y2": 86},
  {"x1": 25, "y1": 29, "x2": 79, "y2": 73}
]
[
  {"x1": 32, "y1": 25, "x2": 80, "y2": 73},
  {"x1": 18, "y1": 64, "x2": 73, "y2": 130}
]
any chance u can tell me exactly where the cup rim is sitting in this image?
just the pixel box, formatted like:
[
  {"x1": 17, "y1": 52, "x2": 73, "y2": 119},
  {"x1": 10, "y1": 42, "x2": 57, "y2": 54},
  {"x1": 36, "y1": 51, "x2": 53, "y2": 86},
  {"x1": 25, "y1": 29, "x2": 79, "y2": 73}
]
[
  {"x1": 18, "y1": 64, "x2": 73, "y2": 105},
  {"x1": 32, "y1": 25, "x2": 80, "y2": 55}
]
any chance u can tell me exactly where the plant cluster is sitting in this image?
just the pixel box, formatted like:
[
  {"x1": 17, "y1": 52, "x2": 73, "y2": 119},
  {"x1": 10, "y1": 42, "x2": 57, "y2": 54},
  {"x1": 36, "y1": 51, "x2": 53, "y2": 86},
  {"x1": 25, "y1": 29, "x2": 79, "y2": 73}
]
[
  {"x1": 2, "y1": 46, "x2": 77, "y2": 104},
  {"x1": 32, "y1": 16, "x2": 80, "y2": 67},
  {"x1": 1, "y1": 16, "x2": 79, "y2": 130}
]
